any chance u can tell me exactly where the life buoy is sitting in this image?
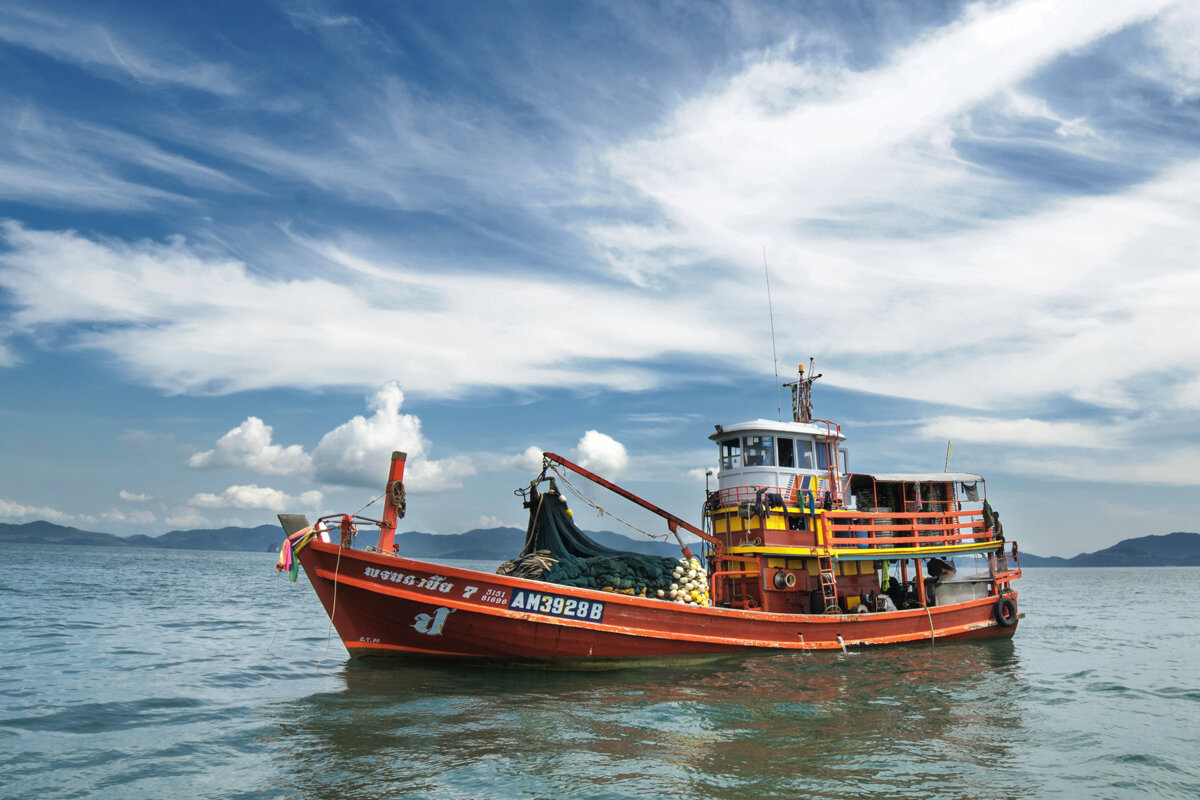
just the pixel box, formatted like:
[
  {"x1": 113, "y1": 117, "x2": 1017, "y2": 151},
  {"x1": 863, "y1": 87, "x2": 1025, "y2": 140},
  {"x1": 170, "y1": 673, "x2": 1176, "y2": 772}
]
[{"x1": 993, "y1": 595, "x2": 1017, "y2": 627}]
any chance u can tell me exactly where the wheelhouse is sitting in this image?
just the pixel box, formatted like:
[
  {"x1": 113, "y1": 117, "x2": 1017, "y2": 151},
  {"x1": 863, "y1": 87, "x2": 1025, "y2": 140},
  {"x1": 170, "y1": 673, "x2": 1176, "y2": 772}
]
[{"x1": 700, "y1": 365, "x2": 1015, "y2": 616}]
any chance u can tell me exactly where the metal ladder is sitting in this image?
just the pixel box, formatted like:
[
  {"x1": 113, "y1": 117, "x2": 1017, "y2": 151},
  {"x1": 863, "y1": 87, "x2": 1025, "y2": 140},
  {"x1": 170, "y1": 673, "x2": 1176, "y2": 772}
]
[{"x1": 818, "y1": 554, "x2": 839, "y2": 613}]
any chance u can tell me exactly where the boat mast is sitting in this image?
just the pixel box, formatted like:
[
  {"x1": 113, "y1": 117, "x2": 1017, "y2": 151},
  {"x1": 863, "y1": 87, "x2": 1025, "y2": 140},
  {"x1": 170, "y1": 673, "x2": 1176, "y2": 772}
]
[
  {"x1": 378, "y1": 450, "x2": 407, "y2": 553},
  {"x1": 783, "y1": 358, "x2": 821, "y2": 423}
]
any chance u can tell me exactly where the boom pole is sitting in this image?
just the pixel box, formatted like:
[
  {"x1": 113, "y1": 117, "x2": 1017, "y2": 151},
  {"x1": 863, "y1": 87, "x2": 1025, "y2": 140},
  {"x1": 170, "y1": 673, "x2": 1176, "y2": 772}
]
[{"x1": 540, "y1": 452, "x2": 720, "y2": 556}]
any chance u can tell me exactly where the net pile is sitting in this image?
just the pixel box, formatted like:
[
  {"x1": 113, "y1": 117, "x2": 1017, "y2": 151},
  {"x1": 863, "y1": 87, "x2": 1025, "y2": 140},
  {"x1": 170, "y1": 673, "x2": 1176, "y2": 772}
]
[{"x1": 499, "y1": 485, "x2": 683, "y2": 600}]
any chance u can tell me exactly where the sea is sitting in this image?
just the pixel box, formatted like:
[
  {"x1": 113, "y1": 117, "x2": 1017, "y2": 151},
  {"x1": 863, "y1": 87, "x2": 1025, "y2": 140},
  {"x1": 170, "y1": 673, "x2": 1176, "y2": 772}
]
[{"x1": 2, "y1": 545, "x2": 1198, "y2": 800}]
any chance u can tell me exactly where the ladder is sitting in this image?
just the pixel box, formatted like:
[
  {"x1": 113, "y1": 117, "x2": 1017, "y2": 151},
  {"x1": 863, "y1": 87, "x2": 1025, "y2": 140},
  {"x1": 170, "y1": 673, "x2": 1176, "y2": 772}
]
[{"x1": 818, "y1": 554, "x2": 839, "y2": 613}]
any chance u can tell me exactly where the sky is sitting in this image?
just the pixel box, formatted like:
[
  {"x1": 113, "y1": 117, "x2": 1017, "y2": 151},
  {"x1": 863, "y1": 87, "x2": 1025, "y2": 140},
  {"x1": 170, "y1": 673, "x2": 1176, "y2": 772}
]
[{"x1": 1, "y1": 0, "x2": 1197, "y2": 558}]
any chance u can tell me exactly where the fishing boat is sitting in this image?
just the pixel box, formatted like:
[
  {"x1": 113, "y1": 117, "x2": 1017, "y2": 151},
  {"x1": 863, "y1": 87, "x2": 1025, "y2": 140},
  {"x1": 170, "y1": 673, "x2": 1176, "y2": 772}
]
[{"x1": 277, "y1": 363, "x2": 1021, "y2": 666}]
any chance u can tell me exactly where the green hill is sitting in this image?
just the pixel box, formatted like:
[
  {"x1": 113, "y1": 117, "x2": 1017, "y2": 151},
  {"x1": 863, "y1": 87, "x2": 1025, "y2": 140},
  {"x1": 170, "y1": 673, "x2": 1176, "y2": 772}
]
[
  {"x1": 1021, "y1": 532, "x2": 1200, "y2": 566},
  {"x1": 0, "y1": 519, "x2": 684, "y2": 559}
]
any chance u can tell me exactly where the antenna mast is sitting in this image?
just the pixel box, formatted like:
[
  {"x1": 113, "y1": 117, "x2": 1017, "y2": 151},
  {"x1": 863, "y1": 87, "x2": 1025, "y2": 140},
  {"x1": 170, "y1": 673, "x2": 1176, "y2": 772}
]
[{"x1": 763, "y1": 246, "x2": 781, "y2": 421}]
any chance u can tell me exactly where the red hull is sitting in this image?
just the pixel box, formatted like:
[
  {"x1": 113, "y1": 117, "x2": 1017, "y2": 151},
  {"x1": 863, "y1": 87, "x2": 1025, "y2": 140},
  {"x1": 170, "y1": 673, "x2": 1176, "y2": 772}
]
[{"x1": 296, "y1": 541, "x2": 1018, "y2": 666}]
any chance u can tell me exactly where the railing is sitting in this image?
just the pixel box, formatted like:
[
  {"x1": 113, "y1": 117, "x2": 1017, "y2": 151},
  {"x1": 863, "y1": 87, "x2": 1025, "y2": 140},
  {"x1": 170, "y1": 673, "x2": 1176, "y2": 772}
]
[
  {"x1": 711, "y1": 485, "x2": 969, "y2": 514},
  {"x1": 712, "y1": 484, "x2": 831, "y2": 510},
  {"x1": 823, "y1": 508, "x2": 994, "y2": 550}
]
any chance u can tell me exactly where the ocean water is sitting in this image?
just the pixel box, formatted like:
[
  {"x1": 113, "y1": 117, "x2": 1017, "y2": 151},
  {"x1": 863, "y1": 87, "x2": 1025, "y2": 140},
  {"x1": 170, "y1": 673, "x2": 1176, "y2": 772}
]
[{"x1": 1, "y1": 545, "x2": 1198, "y2": 800}]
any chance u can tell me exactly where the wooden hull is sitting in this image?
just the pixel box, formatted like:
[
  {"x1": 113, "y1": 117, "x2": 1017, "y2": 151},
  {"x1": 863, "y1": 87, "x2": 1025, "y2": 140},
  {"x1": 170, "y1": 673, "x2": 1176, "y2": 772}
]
[{"x1": 296, "y1": 541, "x2": 1018, "y2": 666}]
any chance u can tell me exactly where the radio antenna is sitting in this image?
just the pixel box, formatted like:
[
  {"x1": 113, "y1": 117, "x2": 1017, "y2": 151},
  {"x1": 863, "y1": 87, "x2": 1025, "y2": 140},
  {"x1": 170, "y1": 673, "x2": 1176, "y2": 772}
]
[{"x1": 763, "y1": 246, "x2": 781, "y2": 421}]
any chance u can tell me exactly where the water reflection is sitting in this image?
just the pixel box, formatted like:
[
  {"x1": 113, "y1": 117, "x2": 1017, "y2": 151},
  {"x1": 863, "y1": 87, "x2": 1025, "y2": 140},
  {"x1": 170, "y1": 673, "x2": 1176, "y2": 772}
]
[{"x1": 264, "y1": 641, "x2": 1027, "y2": 799}]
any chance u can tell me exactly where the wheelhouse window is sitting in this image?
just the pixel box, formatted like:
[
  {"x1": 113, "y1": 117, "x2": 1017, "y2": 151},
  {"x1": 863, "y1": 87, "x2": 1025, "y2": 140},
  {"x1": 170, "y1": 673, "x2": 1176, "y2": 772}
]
[
  {"x1": 794, "y1": 439, "x2": 815, "y2": 469},
  {"x1": 777, "y1": 437, "x2": 795, "y2": 468},
  {"x1": 720, "y1": 439, "x2": 741, "y2": 470},
  {"x1": 743, "y1": 435, "x2": 774, "y2": 467},
  {"x1": 816, "y1": 440, "x2": 829, "y2": 470}
]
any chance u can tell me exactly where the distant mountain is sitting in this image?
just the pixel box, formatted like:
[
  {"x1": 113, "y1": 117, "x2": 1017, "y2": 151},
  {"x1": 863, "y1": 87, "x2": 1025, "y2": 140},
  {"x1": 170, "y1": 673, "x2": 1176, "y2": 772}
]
[
  {"x1": 0, "y1": 520, "x2": 131, "y2": 547},
  {"x1": 0, "y1": 519, "x2": 685, "y2": 559},
  {"x1": 13, "y1": 517, "x2": 1190, "y2": 565},
  {"x1": 1021, "y1": 532, "x2": 1200, "y2": 567}
]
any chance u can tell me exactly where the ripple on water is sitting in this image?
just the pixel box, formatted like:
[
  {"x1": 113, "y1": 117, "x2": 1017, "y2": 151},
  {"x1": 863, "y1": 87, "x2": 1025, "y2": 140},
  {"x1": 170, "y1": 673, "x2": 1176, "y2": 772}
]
[{"x1": 4, "y1": 697, "x2": 211, "y2": 734}]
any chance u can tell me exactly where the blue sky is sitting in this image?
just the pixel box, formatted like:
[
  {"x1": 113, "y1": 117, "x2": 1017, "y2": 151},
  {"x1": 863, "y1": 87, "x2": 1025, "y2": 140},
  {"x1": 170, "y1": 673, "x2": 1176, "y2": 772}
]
[{"x1": 1, "y1": 0, "x2": 1198, "y2": 557}]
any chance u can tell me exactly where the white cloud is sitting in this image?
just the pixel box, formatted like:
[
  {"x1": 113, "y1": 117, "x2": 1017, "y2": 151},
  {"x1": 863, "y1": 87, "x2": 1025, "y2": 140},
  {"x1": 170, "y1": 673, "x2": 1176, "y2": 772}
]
[
  {"x1": 916, "y1": 416, "x2": 1118, "y2": 449},
  {"x1": 469, "y1": 515, "x2": 514, "y2": 531},
  {"x1": 189, "y1": 416, "x2": 313, "y2": 475},
  {"x1": 599, "y1": 0, "x2": 1176, "y2": 277},
  {"x1": 1015, "y1": 447, "x2": 1200, "y2": 487},
  {"x1": 572, "y1": 430, "x2": 629, "y2": 475},
  {"x1": 189, "y1": 484, "x2": 323, "y2": 512},
  {"x1": 312, "y1": 382, "x2": 475, "y2": 491},
  {"x1": 119, "y1": 490, "x2": 152, "y2": 502},
  {"x1": 103, "y1": 508, "x2": 156, "y2": 524},
  {"x1": 0, "y1": 221, "x2": 736, "y2": 397},
  {"x1": 499, "y1": 446, "x2": 546, "y2": 473},
  {"x1": 1149, "y1": 1, "x2": 1200, "y2": 98},
  {"x1": 165, "y1": 507, "x2": 209, "y2": 529},
  {"x1": 0, "y1": 497, "x2": 75, "y2": 524},
  {"x1": 181, "y1": 383, "x2": 474, "y2": 494},
  {"x1": 0, "y1": 7, "x2": 242, "y2": 95}
]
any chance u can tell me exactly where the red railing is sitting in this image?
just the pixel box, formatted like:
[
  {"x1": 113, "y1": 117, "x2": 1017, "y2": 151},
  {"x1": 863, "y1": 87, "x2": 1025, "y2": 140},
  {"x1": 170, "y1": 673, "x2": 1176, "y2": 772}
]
[{"x1": 823, "y1": 508, "x2": 993, "y2": 549}]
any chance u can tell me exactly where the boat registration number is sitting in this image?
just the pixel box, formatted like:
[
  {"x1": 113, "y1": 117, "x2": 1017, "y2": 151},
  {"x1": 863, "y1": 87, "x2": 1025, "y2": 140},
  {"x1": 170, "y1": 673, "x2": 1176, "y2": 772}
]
[{"x1": 508, "y1": 589, "x2": 605, "y2": 622}]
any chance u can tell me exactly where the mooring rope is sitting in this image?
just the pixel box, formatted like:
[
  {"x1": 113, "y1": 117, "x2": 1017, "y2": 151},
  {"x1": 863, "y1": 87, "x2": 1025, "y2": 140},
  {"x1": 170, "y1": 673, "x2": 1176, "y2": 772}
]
[
  {"x1": 266, "y1": 564, "x2": 282, "y2": 652},
  {"x1": 315, "y1": 543, "x2": 344, "y2": 667}
]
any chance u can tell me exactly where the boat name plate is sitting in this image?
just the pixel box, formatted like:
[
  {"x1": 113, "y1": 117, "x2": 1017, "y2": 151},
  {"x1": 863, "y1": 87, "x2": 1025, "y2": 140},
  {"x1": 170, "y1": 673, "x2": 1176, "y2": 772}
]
[{"x1": 508, "y1": 588, "x2": 606, "y2": 622}]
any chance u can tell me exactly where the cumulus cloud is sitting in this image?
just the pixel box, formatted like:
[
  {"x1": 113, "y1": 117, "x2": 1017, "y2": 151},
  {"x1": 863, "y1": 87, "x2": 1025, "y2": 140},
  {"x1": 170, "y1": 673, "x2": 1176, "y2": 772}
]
[
  {"x1": 119, "y1": 490, "x2": 152, "y2": 502},
  {"x1": 312, "y1": 382, "x2": 475, "y2": 491},
  {"x1": 572, "y1": 430, "x2": 629, "y2": 475},
  {"x1": 189, "y1": 484, "x2": 323, "y2": 512},
  {"x1": 181, "y1": 382, "x2": 474, "y2": 493},
  {"x1": 188, "y1": 416, "x2": 313, "y2": 475},
  {"x1": 499, "y1": 446, "x2": 546, "y2": 473}
]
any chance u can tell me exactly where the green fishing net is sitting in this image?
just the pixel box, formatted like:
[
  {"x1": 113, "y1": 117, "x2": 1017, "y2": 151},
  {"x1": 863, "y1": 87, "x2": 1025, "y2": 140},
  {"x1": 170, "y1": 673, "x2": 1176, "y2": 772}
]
[{"x1": 507, "y1": 485, "x2": 682, "y2": 597}]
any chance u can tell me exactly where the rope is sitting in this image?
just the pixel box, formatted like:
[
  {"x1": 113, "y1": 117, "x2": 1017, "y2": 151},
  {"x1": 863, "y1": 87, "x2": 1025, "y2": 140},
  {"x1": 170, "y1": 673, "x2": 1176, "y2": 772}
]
[
  {"x1": 266, "y1": 565, "x2": 281, "y2": 652},
  {"x1": 352, "y1": 494, "x2": 382, "y2": 517},
  {"x1": 520, "y1": 492, "x2": 547, "y2": 555},
  {"x1": 496, "y1": 550, "x2": 559, "y2": 579},
  {"x1": 924, "y1": 604, "x2": 936, "y2": 645},
  {"x1": 389, "y1": 481, "x2": 406, "y2": 518},
  {"x1": 315, "y1": 543, "x2": 344, "y2": 668},
  {"x1": 548, "y1": 464, "x2": 669, "y2": 542}
]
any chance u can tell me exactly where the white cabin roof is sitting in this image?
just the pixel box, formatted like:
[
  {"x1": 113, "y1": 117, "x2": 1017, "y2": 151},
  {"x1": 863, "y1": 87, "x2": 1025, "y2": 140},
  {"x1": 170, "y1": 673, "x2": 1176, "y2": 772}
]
[
  {"x1": 709, "y1": 418, "x2": 846, "y2": 441},
  {"x1": 858, "y1": 472, "x2": 984, "y2": 483}
]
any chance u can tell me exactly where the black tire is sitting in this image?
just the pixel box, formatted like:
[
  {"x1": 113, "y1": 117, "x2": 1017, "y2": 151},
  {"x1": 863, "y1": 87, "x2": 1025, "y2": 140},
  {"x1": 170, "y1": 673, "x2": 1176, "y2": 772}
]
[{"x1": 994, "y1": 595, "x2": 1018, "y2": 627}]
